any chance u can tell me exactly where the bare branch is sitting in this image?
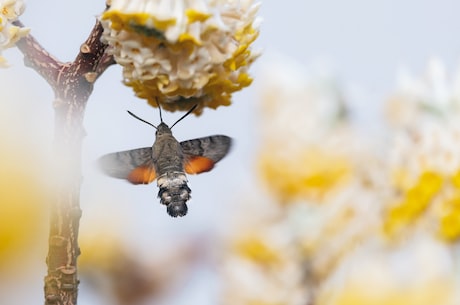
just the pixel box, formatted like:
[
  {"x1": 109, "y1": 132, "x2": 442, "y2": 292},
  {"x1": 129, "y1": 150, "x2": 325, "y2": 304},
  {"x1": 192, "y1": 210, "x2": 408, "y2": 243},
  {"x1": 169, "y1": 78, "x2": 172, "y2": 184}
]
[
  {"x1": 69, "y1": 18, "x2": 114, "y2": 82},
  {"x1": 13, "y1": 20, "x2": 63, "y2": 88},
  {"x1": 14, "y1": 18, "x2": 115, "y2": 98},
  {"x1": 14, "y1": 14, "x2": 115, "y2": 305}
]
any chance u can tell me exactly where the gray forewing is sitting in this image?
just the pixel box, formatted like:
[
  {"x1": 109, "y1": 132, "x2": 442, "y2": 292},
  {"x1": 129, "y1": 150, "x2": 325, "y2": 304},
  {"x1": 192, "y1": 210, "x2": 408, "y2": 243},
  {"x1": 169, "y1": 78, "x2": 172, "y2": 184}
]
[
  {"x1": 99, "y1": 147, "x2": 153, "y2": 179},
  {"x1": 180, "y1": 135, "x2": 232, "y2": 163}
]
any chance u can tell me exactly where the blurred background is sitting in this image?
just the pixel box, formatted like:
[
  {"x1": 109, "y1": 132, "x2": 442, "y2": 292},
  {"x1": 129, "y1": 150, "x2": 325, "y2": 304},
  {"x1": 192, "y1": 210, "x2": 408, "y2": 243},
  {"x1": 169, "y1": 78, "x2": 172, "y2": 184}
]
[{"x1": 2, "y1": 1, "x2": 460, "y2": 304}]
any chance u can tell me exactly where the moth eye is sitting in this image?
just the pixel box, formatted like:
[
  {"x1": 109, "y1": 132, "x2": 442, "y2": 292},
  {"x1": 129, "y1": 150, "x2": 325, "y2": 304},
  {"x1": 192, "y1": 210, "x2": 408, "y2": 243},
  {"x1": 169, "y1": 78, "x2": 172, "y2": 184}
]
[{"x1": 167, "y1": 202, "x2": 188, "y2": 217}]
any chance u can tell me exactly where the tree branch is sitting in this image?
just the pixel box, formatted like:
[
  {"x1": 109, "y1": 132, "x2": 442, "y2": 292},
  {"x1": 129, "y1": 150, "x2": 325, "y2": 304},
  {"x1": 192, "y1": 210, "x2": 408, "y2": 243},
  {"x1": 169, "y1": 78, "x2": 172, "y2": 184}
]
[
  {"x1": 14, "y1": 16, "x2": 114, "y2": 305},
  {"x1": 13, "y1": 20, "x2": 62, "y2": 88}
]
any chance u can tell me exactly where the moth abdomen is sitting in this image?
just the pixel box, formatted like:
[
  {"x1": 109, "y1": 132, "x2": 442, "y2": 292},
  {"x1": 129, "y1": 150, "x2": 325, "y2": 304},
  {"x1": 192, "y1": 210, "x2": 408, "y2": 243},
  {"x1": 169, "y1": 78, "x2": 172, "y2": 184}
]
[
  {"x1": 157, "y1": 172, "x2": 191, "y2": 217},
  {"x1": 167, "y1": 202, "x2": 189, "y2": 218}
]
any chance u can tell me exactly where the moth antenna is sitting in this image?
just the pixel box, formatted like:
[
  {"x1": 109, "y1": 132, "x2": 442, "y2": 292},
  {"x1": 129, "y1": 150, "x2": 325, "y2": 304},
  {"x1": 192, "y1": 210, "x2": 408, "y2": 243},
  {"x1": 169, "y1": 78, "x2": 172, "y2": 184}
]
[
  {"x1": 127, "y1": 110, "x2": 157, "y2": 129},
  {"x1": 170, "y1": 104, "x2": 198, "y2": 129},
  {"x1": 155, "y1": 98, "x2": 163, "y2": 123}
]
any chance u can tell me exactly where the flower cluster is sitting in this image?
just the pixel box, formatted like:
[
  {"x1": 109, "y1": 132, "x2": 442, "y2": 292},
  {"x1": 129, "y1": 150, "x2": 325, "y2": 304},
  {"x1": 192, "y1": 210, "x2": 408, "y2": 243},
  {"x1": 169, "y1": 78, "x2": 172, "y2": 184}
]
[
  {"x1": 384, "y1": 60, "x2": 460, "y2": 241},
  {"x1": 220, "y1": 206, "x2": 314, "y2": 305},
  {"x1": 219, "y1": 59, "x2": 460, "y2": 305},
  {"x1": 255, "y1": 60, "x2": 378, "y2": 204},
  {"x1": 0, "y1": 0, "x2": 29, "y2": 67},
  {"x1": 101, "y1": 0, "x2": 261, "y2": 114}
]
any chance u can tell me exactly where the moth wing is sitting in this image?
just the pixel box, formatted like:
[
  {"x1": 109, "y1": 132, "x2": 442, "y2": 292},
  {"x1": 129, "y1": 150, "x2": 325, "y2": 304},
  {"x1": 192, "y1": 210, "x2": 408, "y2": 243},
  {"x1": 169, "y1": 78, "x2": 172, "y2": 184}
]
[
  {"x1": 127, "y1": 163, "x2": 157, "y2": 185},
  {"x1": 180, "y1": 135, "x2": 232, "y2": 175},
  {"x1": 99, "y1": 147, "x2": 157, "y2": 184}
]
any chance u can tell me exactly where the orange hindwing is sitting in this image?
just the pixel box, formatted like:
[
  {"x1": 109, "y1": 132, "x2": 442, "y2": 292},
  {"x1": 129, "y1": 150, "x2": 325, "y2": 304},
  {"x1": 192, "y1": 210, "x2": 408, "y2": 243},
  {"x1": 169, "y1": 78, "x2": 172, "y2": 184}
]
[
  {"x1": 184, "y1": 156, "x2": 215, "y2": 174},
  {"x1": 127, "y1": 165, "x2": 157, "y2": 184}
]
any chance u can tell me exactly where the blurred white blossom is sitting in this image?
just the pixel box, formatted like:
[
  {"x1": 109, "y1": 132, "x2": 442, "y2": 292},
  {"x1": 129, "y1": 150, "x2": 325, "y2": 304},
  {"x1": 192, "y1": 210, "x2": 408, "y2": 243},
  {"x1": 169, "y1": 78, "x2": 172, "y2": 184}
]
[
  {"x1": 219, "y1": 58, "x2": 460, "y2": 305},
  {"x1": 0, "y1": 0, "x2": 29, "y2": 67},
  {"x1": 386, "y1": 58, "x2": 460, "y2": 127},
  {"x1": 384, "y1": 62, "x2": 460, "y2": 241}
]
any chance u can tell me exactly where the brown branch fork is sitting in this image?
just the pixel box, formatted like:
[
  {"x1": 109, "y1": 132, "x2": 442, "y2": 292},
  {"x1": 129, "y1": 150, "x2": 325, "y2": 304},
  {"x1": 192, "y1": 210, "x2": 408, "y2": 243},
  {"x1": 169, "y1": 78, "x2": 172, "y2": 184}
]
[{"x1": 13, "y1": 15, "x2": 114, "y2": 305}]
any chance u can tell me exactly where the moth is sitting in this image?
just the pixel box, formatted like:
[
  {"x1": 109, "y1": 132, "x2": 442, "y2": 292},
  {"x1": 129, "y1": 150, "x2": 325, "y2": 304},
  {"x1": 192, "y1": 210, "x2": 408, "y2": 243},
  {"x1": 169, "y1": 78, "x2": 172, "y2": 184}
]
[{"x1": 99, "y1": 105, "x2": 232, "y2": 217}]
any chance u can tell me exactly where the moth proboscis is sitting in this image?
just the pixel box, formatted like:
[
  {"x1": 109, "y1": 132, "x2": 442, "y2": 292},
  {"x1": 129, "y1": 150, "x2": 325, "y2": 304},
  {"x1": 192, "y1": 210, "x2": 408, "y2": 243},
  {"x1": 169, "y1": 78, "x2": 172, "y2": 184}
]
[{"x1": 99, "y1": 105, "x2": 232, "y2": 217}]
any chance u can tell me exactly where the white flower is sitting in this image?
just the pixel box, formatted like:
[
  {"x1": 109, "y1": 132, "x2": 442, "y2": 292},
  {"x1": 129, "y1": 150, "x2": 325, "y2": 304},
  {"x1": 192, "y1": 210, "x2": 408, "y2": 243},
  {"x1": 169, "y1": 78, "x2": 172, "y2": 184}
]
[
  {"x1": 380, "y1": 60, "x2": 460, "y2": 242},
  {"x1": 257, "y1": 57, "x2": 345, "y2": 147},
  {"x1": 386, "y1": 59, "x2": 460, "y2": 127},
  {"x1": 390, "y1": 121, "x2": 460, "y2": 180},
  {"x1": 101, "y1": 0, "x2": 261, "y2": 113},
  {"x1": 318, "y1": 235, "x2": 458, "y2": 305},
  {"x1": 0, "y1": 0, "x2": 29, "y2": 67}
]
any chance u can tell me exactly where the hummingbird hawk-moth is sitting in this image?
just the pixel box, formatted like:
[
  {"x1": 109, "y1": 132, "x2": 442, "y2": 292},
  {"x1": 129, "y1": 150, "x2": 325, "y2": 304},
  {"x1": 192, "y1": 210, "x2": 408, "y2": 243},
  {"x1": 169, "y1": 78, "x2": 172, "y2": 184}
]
[{"x1": 99, "y1": 105, "x2": 232, "y2": 217}]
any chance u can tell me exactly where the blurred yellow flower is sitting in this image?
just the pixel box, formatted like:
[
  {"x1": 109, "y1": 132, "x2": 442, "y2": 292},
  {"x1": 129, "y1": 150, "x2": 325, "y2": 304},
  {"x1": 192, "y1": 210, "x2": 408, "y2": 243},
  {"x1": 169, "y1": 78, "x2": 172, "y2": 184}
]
[
  {"x1": 385, "y1": 120, "x2": 460, "y2": 241},
  {"x1": 259, "y1": 147, "x2": 351, "y2": 202},
  {"x1": 439, "y1": 189, "x2": 460, "y2": 241},
  {"x1": 324, "y1": 281, "x2": 454, "y2": 305},
  {"x1": 256, "y1": 59, "x2": 358, "y2": 203},
  {"x1": 384, "y1": 60, "x2": 460, "y2": 241},
  {"x1": 384, "y1": 171, "x2": 443, "y2": 236},
  {"x1": 221, "y1": 215, "x2": 312, "y2": 305},
  {"x1": 233, "y1": 235, "x2": 282, "y2": 266},
  {"x1": 0, "y1": 149, "x2": 48, "y2": 270},
  {"x1": 101, "y1": 0, "x2": 261, "y2": 114}
]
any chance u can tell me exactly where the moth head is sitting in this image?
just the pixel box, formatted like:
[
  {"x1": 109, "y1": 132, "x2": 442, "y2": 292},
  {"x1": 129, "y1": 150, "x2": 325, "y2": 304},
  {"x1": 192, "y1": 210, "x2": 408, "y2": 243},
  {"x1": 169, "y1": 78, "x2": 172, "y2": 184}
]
[
  {"x1": 156, "y1": 122, "x2": 172, "y2": 136},
  {"x1": 127, "y1": 103, "x2": 198, "y2": 134}
]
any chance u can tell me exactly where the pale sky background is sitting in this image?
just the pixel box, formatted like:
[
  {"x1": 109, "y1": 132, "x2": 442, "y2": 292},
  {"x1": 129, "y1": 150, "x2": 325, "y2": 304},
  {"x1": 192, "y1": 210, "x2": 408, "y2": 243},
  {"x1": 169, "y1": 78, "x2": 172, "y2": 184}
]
[{"x1": 2, "y1": 1, "x2": 460, "y2": 304}]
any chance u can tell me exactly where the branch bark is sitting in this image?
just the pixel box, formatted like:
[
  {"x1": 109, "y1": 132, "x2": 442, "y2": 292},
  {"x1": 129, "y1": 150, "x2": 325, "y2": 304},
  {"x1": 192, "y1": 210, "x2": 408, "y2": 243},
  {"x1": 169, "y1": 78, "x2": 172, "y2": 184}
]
[{"x1": 15, "y1": 17, "x2": 114, "y2": 305}]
